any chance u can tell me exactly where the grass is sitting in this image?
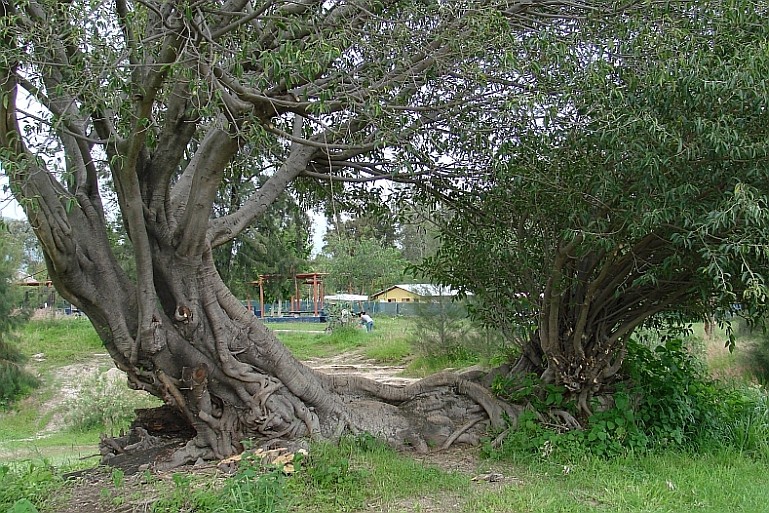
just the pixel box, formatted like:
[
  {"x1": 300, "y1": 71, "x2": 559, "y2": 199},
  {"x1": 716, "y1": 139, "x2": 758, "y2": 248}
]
[
  {"x1": 405, "y1": 352, "x2": 482, "y2": 377},
  {"x1": 107, "y1": 438, "x2": 769, "y2": 513},
  {"x1": 274, "y1": 316, "x2": 415, "y2": 362},
  {"x1": 5, "y1": 318, "x2": 769, "y2": 513},
  {"x1": 467, "y1": 451, "x2": 769, "y2": 513},
  {"x1": 264, "y1": 321, "x2": 329, "y2": 332},
  {"x1": 1, "y1": 319, "x2": 153, "y2": 464},
  {"x1": 288, "y1": 438, "x2": 471, "y2": 512},
  {"x1": 14, "y1": 318, "x2": 104, "y2": 371}
]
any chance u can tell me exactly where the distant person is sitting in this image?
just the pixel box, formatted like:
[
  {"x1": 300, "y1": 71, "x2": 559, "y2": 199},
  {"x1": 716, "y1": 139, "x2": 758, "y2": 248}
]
[{"x1": 359, "y1": 311, "x2": 374, "y2": 332}]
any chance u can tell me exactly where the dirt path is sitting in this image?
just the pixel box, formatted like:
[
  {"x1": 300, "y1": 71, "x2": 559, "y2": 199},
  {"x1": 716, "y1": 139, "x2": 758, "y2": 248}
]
[{"x1": 304, "y1": 351, "x2": 418, "y2": 387}]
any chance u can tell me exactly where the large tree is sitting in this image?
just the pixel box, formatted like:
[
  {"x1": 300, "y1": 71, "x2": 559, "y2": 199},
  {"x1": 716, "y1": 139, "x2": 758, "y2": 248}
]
[
  {"x1": 421, "y1": 0, "x2": 769, "y2": 417},
  {"x1": 0, "y1": 0, "x2": 621, "y2": 464}
]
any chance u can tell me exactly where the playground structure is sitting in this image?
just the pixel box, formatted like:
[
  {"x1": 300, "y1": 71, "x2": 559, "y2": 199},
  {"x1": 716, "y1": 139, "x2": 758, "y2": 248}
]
[
  {"x1": 17, "y1": 275, "x2": 82, "y2": 316},
  {"x1": 250, "y1": 272, "x2": 329, "y2": 323}
]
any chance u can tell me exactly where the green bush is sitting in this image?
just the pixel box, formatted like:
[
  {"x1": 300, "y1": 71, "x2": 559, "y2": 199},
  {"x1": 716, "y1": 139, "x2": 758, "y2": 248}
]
[
  {"x1": 0, "y1": 339, "x2": 39, "y2": 409},
  {"x1": 64, "y1": 371, "x2": 161, "y2": 435},
  {"x1": 490, "y1": 337, "x2": 769, "y2": 460}
]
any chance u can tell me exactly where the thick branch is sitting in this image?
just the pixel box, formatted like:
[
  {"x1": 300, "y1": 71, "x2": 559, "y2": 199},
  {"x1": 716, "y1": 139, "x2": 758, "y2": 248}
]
[{"x1": 208, "y1": 116, "x2": 317, "y2": 247}]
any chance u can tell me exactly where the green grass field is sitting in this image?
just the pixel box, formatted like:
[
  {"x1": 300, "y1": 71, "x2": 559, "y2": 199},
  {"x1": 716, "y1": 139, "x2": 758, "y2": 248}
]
[{"x1": 2, "y1": 317, "x2": 769, "y2": 513}]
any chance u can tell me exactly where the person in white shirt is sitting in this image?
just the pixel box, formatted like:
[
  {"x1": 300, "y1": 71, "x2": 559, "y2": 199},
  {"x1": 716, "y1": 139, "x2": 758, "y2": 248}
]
[{"x1": 359, "y1": 312, "x2": 374, "y2": 332}]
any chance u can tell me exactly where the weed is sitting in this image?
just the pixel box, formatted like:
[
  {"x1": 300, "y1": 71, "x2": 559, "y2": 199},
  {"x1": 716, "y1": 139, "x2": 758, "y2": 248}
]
[
  {"x1": 111, "y1": 467, "x2": 125, "y2": 488},
  {"x1": 0, "y1": 461, "x2": 65, "y2": 512}
]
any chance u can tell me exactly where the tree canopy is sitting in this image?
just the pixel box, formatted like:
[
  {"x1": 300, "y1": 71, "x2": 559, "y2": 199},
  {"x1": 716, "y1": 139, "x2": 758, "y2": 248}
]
[
  {"x1": 2, "y1": 0, "x2": 637, "y2": 464},
  {"x1": 421, "y1": 0, "x2": 769, "y2": 412}
]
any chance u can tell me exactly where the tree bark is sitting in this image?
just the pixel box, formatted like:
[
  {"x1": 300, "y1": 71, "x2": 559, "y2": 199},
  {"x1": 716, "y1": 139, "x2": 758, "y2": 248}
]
[{"x1": 78, "y1": 243, "x2": 518, "y2": 466}]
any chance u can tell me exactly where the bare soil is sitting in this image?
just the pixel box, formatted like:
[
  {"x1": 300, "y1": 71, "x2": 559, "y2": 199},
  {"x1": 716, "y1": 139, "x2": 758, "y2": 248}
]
[{"x1": 305, "y1": 351, "x2": 418, "y2": 387}]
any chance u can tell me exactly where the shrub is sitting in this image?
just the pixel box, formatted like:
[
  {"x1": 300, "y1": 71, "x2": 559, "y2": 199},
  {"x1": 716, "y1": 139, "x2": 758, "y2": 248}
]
[
  {"x1": 410, "y1": 299, "x2": 470, "y2": 358},
  {"x1": 409, "y1": 298, "x2": 509, "y2": 371},
  {"x1": 0, "y1": 339, "x2": 39, "y2": 409},
  {"x1": 64, "y1": 371, "x2": 161, "y2": 435},
  {"x1": 490, "y1": 337, "x2": 769, "y2": 460}
]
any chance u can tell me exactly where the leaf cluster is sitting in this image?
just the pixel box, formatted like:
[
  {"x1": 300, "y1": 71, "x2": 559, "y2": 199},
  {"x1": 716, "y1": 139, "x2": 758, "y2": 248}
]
[{"x1": 420, "y1": 0, "x2": 769, "y2": 336}]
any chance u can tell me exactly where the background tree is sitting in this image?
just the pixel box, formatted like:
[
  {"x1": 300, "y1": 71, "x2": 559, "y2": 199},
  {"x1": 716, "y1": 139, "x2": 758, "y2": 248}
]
[
  {"x1": 212, "y1": 171, "x2": 311, "y2": 300},
  {"x1": 421, "y1": 0, "x2": 769, "y2": 417},
  {"x1": 398, "y1": 218, "x2": 440, "y2": 266},
  {"x1": 0, "y1": 225, "x2": 37, "y2": 408},
  {"x1": 0, "y1": 0, "x2": 619, "y2": 465},
  {"x1": 3, "y1": 218, "x2": 43, "y2": 277},
  {"x1": 316, "y1": 230, "x2": 409, "y2": 294}
]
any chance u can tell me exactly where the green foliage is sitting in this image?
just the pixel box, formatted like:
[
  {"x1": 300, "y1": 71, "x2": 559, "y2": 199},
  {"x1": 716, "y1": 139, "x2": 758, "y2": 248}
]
[
  {"x1": 64, "y1": 372, "x2": 161, "y2": 435},
  {"x1": 625, "y1": 339, "x2": 719, "y2": 449},
  {"x1": 316, "y1": 235, "x2": 410, "y2": 295},
  {"x1": 418, "y1": 0, "x2": 769, "y2": 387},
  {"x1": 0, "y1": 462, "x2": 63, "y2": 512},
  {"x1": 492, "y1": 338, "x2": 769, "y2": 459},
  {"x1": 0, "y1": 339, "x2": 39, "y2": 409}
]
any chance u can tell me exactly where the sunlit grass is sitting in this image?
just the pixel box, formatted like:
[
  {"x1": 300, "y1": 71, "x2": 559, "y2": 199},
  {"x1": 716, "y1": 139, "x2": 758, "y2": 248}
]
[
  {"x1": 468, "y1": 451, "x2": 769, "y2": 513},
  {"x1": 275, "y1": 316, "x2": 416, "y2": 362},
  {"x1": 14, "y1": 318, "x2": 104, "y2": 370},
  {"x1": 404, "y1": 353, "x2": 482, "y2": 377}
]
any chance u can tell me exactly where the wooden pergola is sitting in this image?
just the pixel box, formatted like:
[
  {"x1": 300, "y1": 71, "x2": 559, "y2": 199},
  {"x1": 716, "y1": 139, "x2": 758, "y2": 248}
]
[{"x1": 251, "y1": 272, "x2": 329, "y2": 318}]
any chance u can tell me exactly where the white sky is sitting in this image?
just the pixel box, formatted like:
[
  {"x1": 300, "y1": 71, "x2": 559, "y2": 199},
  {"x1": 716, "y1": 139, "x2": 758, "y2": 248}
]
[{"x1": 309, "y1": 209, "x2": 328, "y2": 257}]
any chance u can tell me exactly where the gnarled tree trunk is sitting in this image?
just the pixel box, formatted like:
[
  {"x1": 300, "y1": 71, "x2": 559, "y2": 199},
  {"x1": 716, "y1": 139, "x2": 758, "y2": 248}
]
[
  {"x1": 0, "y1": 0, "x2": 632, "y2": 466},
  {"x1": 43, "y1": 202, "x2": 518, "y2": 465}
]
